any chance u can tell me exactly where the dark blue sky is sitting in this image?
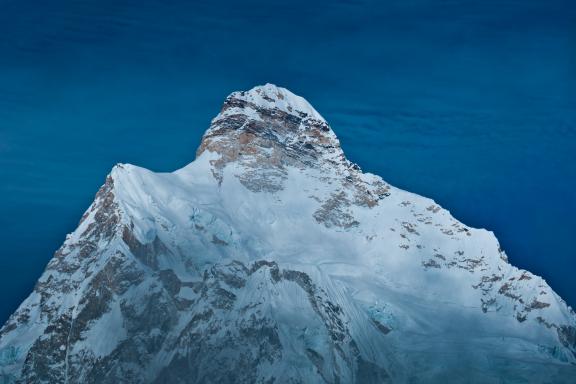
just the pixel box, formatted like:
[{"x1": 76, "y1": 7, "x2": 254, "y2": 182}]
[{"x1": 0, "y1": 0, "x2": 575, "y2": 324}]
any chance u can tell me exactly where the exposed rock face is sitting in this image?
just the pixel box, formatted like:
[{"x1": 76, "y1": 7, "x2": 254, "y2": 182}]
[
  {"x1": 1, "y1": 84, "x2": 575, "y2": 383},
  {"x1": 197, "y1": 85, "x2": 346, "y2": 193}
]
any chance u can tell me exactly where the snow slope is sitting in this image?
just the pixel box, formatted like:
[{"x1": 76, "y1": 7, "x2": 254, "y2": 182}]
[{"x1": 1, "y1": 84, "x2": 575, "y2": 383}]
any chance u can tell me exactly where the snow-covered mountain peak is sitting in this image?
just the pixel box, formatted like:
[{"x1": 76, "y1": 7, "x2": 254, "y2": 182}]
[
  {"x1": 1, "y1": 85, "x2": 576, "y2": 383},
  {"x1": 229, "y1": 83, "x2": 325, "y2": 122},
  {"x1": 195, "y1": 85, "x2": 352, "y2": 191}
]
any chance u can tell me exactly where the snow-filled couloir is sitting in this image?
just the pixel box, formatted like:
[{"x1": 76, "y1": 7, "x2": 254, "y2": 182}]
[{"x1": 1, "y1": 84, "x2": 575, "y2": 383}]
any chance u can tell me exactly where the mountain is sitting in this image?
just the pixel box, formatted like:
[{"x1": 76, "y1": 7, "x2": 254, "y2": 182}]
[{"x1": 1, "y1": 84, "x2": 575, "y2": 383}]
